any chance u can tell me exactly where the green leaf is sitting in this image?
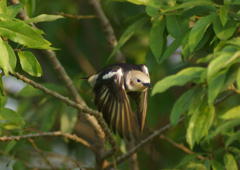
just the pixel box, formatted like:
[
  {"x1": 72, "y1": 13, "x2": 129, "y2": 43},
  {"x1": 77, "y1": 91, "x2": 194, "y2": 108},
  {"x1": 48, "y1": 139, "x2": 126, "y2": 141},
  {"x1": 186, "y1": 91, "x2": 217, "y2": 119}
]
[
  {"x1": 0, "y1": 0, "x2": 7, "y2": 14},
  {"x1": 219, "y1": 5, "x2": 228, "y2": 26},
  {"x1": 0, "y1": 95, "x2": 7, "y2": 108},
  {"x1": 211, "y1": 160, "x2": 224, "y2": 170},
  {"x1": 126, "y1": 0, "x2": 149, "y2": 5},
  {"x1": 108, "y1": 17, "x2": 147, "y2": 62},
  {"x1": 145, "y1": 6, "x2": 159, "y2": 17},
  {"x1": 7, "y1": 4, "x2": 23, "y2": 18},
  {"x1": 163, "y1": 0, "x2": 215, "y2": 13},
  {"x1": 236, "y1": 68, "x2": 240, "y2": 89},
  {"x1": 152, "y1": 67, "x2": 205, "y2": 95},
  {"x1": 207, "y1": 50, "x2": 239, "y2": 80},
  {"x1": 224, "y1": 153, "x2": 238, "y2": 170},
  {"x1": 221, "y1": 106, "x2": 240, "y2": 120},
  {"x1": 60, "y1": 106, "x2": 77, "y2": 133},
  {"x1": 186, "y1": 162, "x2": 207, "y2": 170},
  {"x1": 213, "y1": 16, "x2": 237, "y2": 40},
  {"x1": 149, "y1": 17, "x2": 166, "y2": 63},
  {"x1": 0, "y1": 18, "x2": 52, "y2": 49},
  {"x1": 4, "y1": 140, "x2": 17, "y2": 153},
  {"x1": 208, "y1": 70, "x2": 226, "y2": 105},
  {"x1": 225, "y1": 131, "x2": 240, "y2": 147},
  {"x1": 207, "y1": 119, "x2": 240, "y2": 140},
  {"x1": 18, "y1": 84, "x2": 42, "y2": 97},
  {"x1": 18, "y1": 51, "x2": 42, "y2": 77},
  {"x1": 186, "y1": 104, "x2": 215, "y2": 149},
  {"x1": 170, "y1": 87, "x2": 198, "y2": 125},
  {"x1": 0, "y1": 108, "x2": 25, "y2": 130},
  {"x1": 0, "y1": 37, "x2": 17, "y2": 75},
  {"x1": 188, "y1": 14, "x2": 214, "y2": 52},
  {"x1": 166, "y1": 15, "x2": 186, "y2": 38},
  {"x1": 0, "y1": 74, "x2": 4, "y2": 96},
  {"x1": 25, "y1": 14, "x2": 64, "y2": 23}
]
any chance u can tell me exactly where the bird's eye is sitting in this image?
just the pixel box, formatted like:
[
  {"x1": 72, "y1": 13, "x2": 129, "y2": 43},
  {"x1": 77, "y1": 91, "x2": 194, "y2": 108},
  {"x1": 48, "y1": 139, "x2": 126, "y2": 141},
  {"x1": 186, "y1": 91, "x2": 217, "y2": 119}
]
[{"x1": 137, "y1": 79, "x2": 141, "y2": 83}]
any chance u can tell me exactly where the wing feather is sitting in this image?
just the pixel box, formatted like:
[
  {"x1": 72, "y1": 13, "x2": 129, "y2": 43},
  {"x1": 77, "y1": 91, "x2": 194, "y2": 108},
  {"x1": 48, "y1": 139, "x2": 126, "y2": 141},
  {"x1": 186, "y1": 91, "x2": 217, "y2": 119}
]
[{"x1": 94, "y1": 69, "x2": 139, "y2": 139}]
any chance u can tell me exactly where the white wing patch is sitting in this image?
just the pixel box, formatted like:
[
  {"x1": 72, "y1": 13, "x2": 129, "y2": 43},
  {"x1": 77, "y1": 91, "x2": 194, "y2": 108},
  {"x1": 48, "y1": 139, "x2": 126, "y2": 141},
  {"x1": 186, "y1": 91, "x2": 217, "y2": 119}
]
[
  {"x1": 141, "y1": 65, "x2": 149, "y2": 75},
  {"x1": 102, "y1": 68, "x2": 123, "y2": 80}
]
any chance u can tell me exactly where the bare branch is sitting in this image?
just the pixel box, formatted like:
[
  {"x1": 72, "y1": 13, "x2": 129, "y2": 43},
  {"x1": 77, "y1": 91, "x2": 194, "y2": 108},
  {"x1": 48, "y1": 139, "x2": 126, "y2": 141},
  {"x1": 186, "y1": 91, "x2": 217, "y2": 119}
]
[
  {"x1": 159, "y1": 135, "x2": 207, "y2": 160},
  {"x1": 0, "y1": 131, "x2": 91, "y2": 148},
  {"x1": 89, "y1": 0, "x2": 125, "y2": 62},
  {"x1": 58, "y1": 12, "x2": 96, "y2": 20},
  {"x1": 104, "y1": 117, "x2": 184, "y2": 169},
  {"x1": 10, "y1": 72, "x2": 117, "y2": 152}
]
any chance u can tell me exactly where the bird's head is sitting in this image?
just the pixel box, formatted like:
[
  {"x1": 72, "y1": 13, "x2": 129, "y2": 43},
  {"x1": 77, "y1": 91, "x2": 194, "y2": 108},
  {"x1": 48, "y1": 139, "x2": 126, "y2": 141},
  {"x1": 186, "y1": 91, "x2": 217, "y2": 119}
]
[{"x1": 126, "y1": 70, "x2": 150, "y2": 91}]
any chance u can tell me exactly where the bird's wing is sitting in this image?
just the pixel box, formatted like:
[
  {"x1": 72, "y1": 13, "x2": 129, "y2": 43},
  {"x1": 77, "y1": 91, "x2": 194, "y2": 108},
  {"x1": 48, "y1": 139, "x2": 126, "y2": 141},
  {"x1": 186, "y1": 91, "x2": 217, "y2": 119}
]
[
  {"x1": 94, "y1": 70, "x2": 139, "y2": 139},
  {"x1": 129, "y1": 89, "x2": 148, "y2": 132}
]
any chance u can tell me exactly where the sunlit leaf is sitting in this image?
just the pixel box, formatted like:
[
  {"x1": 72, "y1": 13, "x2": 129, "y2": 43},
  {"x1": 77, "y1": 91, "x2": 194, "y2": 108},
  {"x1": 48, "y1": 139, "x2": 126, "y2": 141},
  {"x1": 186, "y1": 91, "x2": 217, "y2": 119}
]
[
  {"x1": 0, "y1": 37, "x2": 17, "y2": 75},
  {"x1": 221, "y1": 106, "x2": 240, "y2": 120},
  {"x1": 213, "y1": 16, "x2": 237, "y2": 40},
  {"x1": 0, "y1": 19, "x2": 52, "y2": 49},
  {"x1": 18, "y1": 51, "x2": 42, "y2": 77},
  {"x1": 224, "y1": 153, "x2": 238, "y2": 170},
  {"x1": 0, "y1": 0, "x2": 7, "y2": 14},
  {"x1": 207, "y1": 50, "x2": 240, "y2": 80},
  {"x1": 149, "y1": 16, "x2": 166, "y2": 63},
  {"x1": 208, "y1": 70, "x2": 226, "y2": 105},
  {"x1": 152, "y1": 67, "x2": 205, "y2": 95},
  {"x1": 108, "y1": 17, "x2": 147, "y2": 62},
  {"x1": 7, "y1": 3, "x2": 23, "y2": 18},
  {"x1": 186, "y1": 104, "x2": 215, "y2": 149},
  {"x1": 0, "y1": 108, "x2": 25, "y2": 130},
  {"x1": 186, "y1": 162, "x2": 207, "y2": 170},
  {"x1": 126, "y1": 0, "x2": 149, "y2": 5},
  {"x1": 25, "y1": 14, "x2": 64, "y2": 23},
  {"x1": 219, "y1": 5, "x2": 228, "y2": 26},
  {"x1": 188, "y1": 14, "x2": 214, "y2": 52}
]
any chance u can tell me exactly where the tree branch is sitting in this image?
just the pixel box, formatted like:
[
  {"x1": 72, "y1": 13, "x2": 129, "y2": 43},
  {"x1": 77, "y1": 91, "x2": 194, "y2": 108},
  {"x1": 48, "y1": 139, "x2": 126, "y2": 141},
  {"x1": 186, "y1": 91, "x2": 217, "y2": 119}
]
[
  {"x1": 159, "y1": 135, "x2": 207, "y2": 160},
  {"x1": 104, "y1": 117, "x2": 185, "y2": 169},
  {"x1": 89, "y1": 0, "x2": 125, "y2": 62},
  {"x1": 0, "y1": 131, "x2": 92, "y2": 149},
  {"x1": 58, "y1": 12, "x2": 96, "y2": 20},
  {"x1": 10, "y1": 72, "x2": 117, "y2": 152}
]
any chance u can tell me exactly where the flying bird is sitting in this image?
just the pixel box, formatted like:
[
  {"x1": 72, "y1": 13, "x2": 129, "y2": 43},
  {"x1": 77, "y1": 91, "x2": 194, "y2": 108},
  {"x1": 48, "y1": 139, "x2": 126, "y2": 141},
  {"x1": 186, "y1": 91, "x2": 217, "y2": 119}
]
[{"x1": 88, "y1": 63, "x2": 150, "y2": 140}]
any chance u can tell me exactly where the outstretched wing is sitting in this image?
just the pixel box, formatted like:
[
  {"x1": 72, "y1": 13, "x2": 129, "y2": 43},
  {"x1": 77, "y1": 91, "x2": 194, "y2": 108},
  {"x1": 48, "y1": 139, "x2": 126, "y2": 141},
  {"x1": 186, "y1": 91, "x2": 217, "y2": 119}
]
[
  {"x1": 94, "y1": 69, "x2": 139, "y2": 139},
  {"x1": 129, "y1": 90, "x2": 148, "y2": 132}
]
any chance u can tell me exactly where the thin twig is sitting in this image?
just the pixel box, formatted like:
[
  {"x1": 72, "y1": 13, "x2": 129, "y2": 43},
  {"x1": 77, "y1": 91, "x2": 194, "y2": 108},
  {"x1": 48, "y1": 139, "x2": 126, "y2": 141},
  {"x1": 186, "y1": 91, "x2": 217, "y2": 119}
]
[
  {"x1": 104, "y1": 117, "x2": 183, "y2": 170},
  {"x1": 89, "y1": 0, "x2": 125, "y2": 62},
  {"x1": 0, "y1": 131, "x2": 92, "y2": 149},
  {"x1": 159, "y1": 135, "x2": 207, "y2": 160},
  {"x1": 10, "y1": 72, "x2": 117, "y2": 152},
  {"x1": 58, "y1": 12, "x2": 96, "y2": 20},
  {"x1": 28, "y1": 139, "x2": 56, "y2": 170}
]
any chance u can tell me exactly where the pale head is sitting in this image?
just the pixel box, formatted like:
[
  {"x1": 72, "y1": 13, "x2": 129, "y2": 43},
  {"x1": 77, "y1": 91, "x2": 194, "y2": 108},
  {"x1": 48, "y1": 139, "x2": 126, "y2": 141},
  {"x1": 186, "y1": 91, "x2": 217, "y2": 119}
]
[{"x1": 126, "y1": 70, "x2": 150, "y2": 91}]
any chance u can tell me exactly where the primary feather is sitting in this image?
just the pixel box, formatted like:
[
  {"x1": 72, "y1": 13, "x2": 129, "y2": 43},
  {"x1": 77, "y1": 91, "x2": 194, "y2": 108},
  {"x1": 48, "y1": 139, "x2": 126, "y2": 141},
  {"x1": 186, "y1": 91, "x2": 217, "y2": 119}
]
[{"x1": 88, "y1": 63, "x2": 150, "y2": 140}]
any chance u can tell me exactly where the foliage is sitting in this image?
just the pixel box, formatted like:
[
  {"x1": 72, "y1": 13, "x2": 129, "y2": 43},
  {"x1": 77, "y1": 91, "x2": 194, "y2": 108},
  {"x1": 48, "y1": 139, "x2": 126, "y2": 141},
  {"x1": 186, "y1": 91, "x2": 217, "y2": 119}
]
[{"x1": 0, "y1": 0, "x2": 240, "y2": 169}]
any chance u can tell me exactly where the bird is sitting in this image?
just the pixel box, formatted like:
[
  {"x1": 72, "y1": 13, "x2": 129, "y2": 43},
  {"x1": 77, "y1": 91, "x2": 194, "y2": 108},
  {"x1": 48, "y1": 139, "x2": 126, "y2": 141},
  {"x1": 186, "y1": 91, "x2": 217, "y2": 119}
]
[{"x1": 87, "y1": 63, "x2": 150, "y2": 140}]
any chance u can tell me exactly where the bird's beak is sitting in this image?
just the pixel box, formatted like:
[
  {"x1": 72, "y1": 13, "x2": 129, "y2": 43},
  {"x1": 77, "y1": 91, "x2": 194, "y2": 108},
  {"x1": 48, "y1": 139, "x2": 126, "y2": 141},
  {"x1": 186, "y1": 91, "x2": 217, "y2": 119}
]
[{"x1": 143, "y1": 83, "x2": 151, "y2": 88}]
